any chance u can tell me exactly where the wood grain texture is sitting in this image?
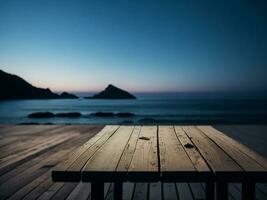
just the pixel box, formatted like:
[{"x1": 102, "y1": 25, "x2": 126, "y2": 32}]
[
  {"x1": 199, "y1": 125, "x2": 267, "y2": 182},
  {"x1": 132, "y1": 183, "x2": 148, "y2": 200},
  {"x1": 52, "y1": 125, "x2": 118, "y2": 181},
  {"x1": 176, "y1": 183, "x2": 193, "y2": 200},
  {"x1": 82, "y1": 126, "x2": 134, "y2": 181},
  {"x1": 116, "y1": 126, "x2": 141, "y2": 172},
  {"x1": 158, "y1": 126, "x2": 199, "y2": 181},
  {"x1": 127, "y1": 126, "x2": 159, "y2": 181},
  {"x1": 149, "y1": 182, "x2": 162, "y2": 200},
  {"x1": 163, "y1": 183, "x2": 178, "y2": 200},
  {"x1": 182, "y1": 126, "x2": 243, "y2": 181},
  {"x1": 199, "y1": 126, "x2": 267, "y2": 170},
  {"x1": 174, "y1": 126, "x2": 211, "y2": 172},
  {"x1": 0, "y1": 132, "x2": 77, "y2": 175},
  {"x1": 0, "y1": 125, "x2": 266, "y2": 199}
]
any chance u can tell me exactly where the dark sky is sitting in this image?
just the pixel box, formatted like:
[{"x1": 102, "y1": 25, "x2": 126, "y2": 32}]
[{"x1": 0, "y1": 0, "x2": 267, "y2": 93}]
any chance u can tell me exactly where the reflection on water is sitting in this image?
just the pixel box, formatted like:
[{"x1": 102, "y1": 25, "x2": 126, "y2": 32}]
[{"x1": 0, "y1": 93, "x2": 267, "y2": 124}]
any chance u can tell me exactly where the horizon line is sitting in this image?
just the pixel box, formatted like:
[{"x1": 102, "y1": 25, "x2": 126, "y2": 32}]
[{"x1": 54, "y1": 89, "x2": 267, "y2": 95}]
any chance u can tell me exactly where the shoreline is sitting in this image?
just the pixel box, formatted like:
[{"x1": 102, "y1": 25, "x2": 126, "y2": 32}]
[{"x1": 1, "y1": 98, "x2": 267, "y2": 124}]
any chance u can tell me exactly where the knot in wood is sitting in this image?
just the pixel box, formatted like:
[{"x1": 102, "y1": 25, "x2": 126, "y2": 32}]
[
  {"x1": 139, "y1": 136, "x2": 150, "y2": 140},
  {"x1": 184, "y1": 143, "x2": 194, "y2": 149}
]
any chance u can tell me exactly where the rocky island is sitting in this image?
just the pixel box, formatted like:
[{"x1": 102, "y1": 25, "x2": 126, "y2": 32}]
[
  {"x1": 85, "y1": 84, "x2": 136, "y2": 99},
  {"x1": 59, "y1": 92, "x2": 79, "y2": 99},
  {"x1": 0, "y1": 69, "x2": 78, "y2": 100}
]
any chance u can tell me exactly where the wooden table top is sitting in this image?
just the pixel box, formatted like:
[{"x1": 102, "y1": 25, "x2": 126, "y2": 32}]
[{"x1": 52, "y1": 125, "x2": 267, "y2": 183}]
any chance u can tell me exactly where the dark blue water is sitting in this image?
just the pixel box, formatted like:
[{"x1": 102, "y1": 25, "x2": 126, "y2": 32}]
[{"x1": 0, "y1": 93, "x2": 267, "y2": 124}]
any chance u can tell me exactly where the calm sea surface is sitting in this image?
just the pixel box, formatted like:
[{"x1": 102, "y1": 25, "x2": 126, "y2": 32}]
[{"x1": 0, "y1": 93, "x2": 267, "y2": 124}]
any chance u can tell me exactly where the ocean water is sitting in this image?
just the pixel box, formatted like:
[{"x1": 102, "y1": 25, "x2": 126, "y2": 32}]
[{"x1": 0, "y1": 93, "x2": 267, "y2": 124}]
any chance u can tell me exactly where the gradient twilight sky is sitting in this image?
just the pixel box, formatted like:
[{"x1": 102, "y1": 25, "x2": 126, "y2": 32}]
[{"x1": 0, "y1": 0, "x2": 267, "y2": 93}]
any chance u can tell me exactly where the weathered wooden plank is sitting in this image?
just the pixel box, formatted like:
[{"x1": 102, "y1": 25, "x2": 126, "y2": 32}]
[
  {"x1": 116, "y1": 126, "x2": 141, "y2": 172},
  {"x1": 0, "y1": 125, "x2": 65, "y2": 151},
  {"x1": 0, "y1": 132, "x2": 78, "y2": 175},
  {"x1": 0, "y1": 134, "x2": 60, "y2": 164},
  {"x1": 123, "y1": 182, "x2": 135, "y2": 200},
  {"x1": 3, "y1": 126, "x2": 101, "y2": 200},
  {"x1": 0, "y1": 131, "x2": 77, "y2": 165},
  {"x1": 0, "y1": 125, "x2": 94, "y2": 156},
  {"x1": 132, "y1": 183, "x2": 148, "y2": 200},
  {"x1": 198, "y1": 126, "x2": 267, "y2": 170},
  {"x1": 5, "y1": 128, "x2": 99, "y2": 200},
  {"x1": 0, "y1": 149, "x2": 71, "y2": 199},
  {"x1": 174, "y1": 126, "x2": 214, "y2": 198},
  {"x1": 198, "y1": 125, "x2": 267, "y2": 184},
  {"x1": 28, "y1": 127, "x2": 99, "y2": 200},
  {"x1": 1, "y1": 168, "x2": 49, "y2": 200},
  {"x1": 7, "y1": 169, "x2": 53, "y2": 200},
  {"x1": 36, "y1": 182, "x2": 77, "y2": 200},
  {"x1": 174, "y1": 126, "x2": 211, "y2": 173},
  {"x1": 104, "y1": 183, "x2": 114, "y2": 200},
  {"x1": 182, "y1": 126, "x2": 242, "y2": 180},
  {"x1": 189, "y1": 183, "x2": 205, "y2": 200},
  {"x1": 176, "y1": 183, "x2": 193, "y2": 200},
  {"x1": 0, "y1": 140, "x2": 86, "y2": 198},
  {"x1": 0, "y1": 133, "x2": 92, "y2": 184},
  {"x1": 65, "y1": 125, "x2": 103, "y2": 135},
  {"x1": 256, "y1": 184, "x2": 267, "y2": 200},
  {"x1": 127, "y1": 126, "x2": 159, "y2": 181},
  {"x1": 31, "y1": 181, "x2": 64, "y2": 200},
  {"x1": 30, "y1": 160, "x2": 91, "y2": 200},
  {"x1": 0, "y1": 125, "x2": 62, "y2": 136},
  {"x1": 0, "y1": 137, "x2": 41, "y2": 158},
  {"x1": 214, "y1": 125, "x2": 267, "y2": 159},
  {"x1": 48, "y1": 182, "x2": 78, "y2": 200},
  {"x1": 158, "y1": 126, "x2": 197, "y2": 181},
  {"x1": 0, "y1": 136, "x2": 28, "y2": 148},
  {"x1": 104, "y1": 183, "x2": 113, "y2": 200},
  {"x1": 52, "y1": 125, "x2": 119, "y2": 181},
  {"x1": 0, "y1": 125, "x2": 17, "y2": 133},
  {"x1": 82, "y1": 126, "x2": 134, "y2": 181},
  {"x1": 149, "y1": 182, "x2": 162, "y2": 200},
  {"x1": 228, "y1": 183, "x2": 241, "y2": 200},
  {"x1": 163, "y1": 183, "x2": 178, "y2": 200},
  {"x1": 65, "y1": 183, "x2": 91, "y2": 200},
  {"x1": 1, "y1": 125, "x2": 266, "y2": 200},
  {"x1": 0, "y1": 135, "x2": 66, "y2": 159}
]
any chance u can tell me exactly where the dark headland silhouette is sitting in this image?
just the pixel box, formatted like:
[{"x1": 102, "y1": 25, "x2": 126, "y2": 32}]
[
  {"x1": 85, "y1": 84, "x2": 136, "y2": 99},
  {"x1": 0, "y1": 69, "x2": 78, "y2": 100}
]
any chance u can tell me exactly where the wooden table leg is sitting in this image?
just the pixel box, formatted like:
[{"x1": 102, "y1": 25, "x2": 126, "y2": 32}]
[
  {"x1": 91, "y1": 181, "x2": 104, "y2": 200},
  {"x1": 206, "y1": 181, "x2": 215, "y2": 200},
  {"x1": 114, "y1": 182, "x2": 123, "y2": 200},
  {"x1": 216, "y1": 181, "x2": 228, "y2": 200},
  {"x1": 242, "y1": 181, "x2": 255, "y2": 200}
]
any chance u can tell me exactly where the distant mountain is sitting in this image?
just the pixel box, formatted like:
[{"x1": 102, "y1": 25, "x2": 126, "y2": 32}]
[
  {"x1": 59, "y1": 92, "x2": 79, "y2": 99},
  {"x1": 85, "y1": 84, "x2": 136, "y2": 99},
  {"x1": 0, "y1": 69, "x2": 78, "y2": 100}
]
